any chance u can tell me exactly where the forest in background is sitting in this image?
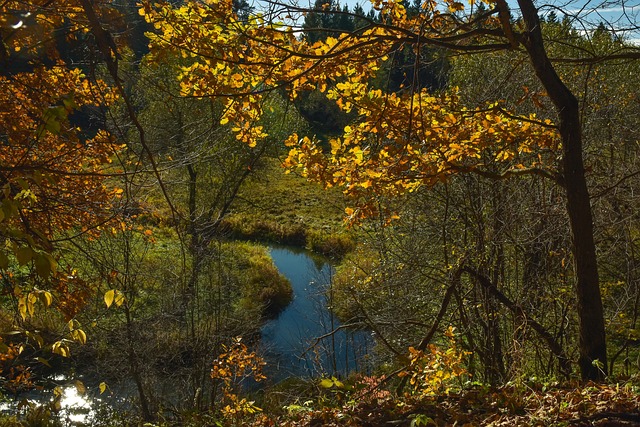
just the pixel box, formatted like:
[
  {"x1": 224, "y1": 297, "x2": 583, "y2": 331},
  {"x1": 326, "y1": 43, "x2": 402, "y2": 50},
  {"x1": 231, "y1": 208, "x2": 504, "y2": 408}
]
[{"x1": 2, "y1": 0, "x2": 640, "y2": 425}]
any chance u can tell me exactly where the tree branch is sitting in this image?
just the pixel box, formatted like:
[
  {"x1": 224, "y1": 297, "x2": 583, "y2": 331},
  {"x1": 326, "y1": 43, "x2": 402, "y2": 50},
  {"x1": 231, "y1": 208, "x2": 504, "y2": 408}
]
[{"x1": 462, "y1": 266, "x2": 572, "y2": 378}]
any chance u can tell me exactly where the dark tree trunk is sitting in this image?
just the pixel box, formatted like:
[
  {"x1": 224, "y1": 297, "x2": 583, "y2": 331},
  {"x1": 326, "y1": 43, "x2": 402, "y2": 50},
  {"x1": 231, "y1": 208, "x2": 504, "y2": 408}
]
[{"x1": 517, "y1": 0, "x2": 607, "y2": 380}]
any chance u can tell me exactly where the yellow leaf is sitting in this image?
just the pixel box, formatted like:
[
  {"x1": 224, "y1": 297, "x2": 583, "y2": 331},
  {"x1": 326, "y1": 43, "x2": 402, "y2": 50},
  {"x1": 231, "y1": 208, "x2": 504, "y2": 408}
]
[
  {"x1": 99, "y1": 382, "x2": 107, "y2": 394},
  {"x1": 352, "y1": 146, "x2": 364, "y2": 164},
  {"x1": 115, "y1": 291, "x2": 125, "y2": 307},
  {"x1": 18, "y1": 297, "x2": 27, "y2": 320},
  {"x1": 38, "y1": 291, "x2": 53, "y2": 307},
  {"x1": 319, "y1": 378, "x2": 334, "y2": 388},
  {"x1": 27, "y1": 293, "x2": 37, "y2": 317},
  {"x1": 448, "y1": 1, "x2": 465, "y2": 12},
  {"x1": 52, "y1": 341, "x2": 69, "y2": 357},
  {"x1": 104, "y1": 289, "x2": 115, "y2": 308},
  {"x1": 73, "y1": 329, "x2": 87, "y2": 345}
]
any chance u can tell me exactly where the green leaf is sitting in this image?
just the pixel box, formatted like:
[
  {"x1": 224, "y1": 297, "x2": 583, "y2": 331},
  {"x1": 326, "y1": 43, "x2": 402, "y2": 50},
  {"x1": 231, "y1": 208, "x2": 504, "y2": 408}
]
[
  {"x1": 15, "y1": 246, "x2": 33, "y2": 265},
  {"x1": 32, "y1": 171, "x2": 43, "y2": 185},
  {"x1": 38, "y1": 106, "x2": 67, "y2": 136},
  {"x1": 61, "y1": 93, "x2": 77, "y2": 111},
  {"x1": 26, "y1": 331, "x2": 44, "y2": 348},
  {"x1": 0, "y1": 251, "x2": 9, "y2": 269},
  {"x1": 410, "y1": 414, "x2": 435, "y2": 427},
  {"x1": 44, "y1": 117, "x2": 61, "y2": 134},
  {"x1": 2, "y1": 200, "x2": 18, "y2": 219},
  {"x1": 16, "y1": 177, "x2": 29, "y2": 190},
  {"x1": 36, "y1": 357, "x2": 52, "y2": 368},
  {"x1": 45, "y1": 253, "x2": 57, "y2": 273},
  {"x1": 34, "y1": 252, "x2": 52, "y2": 278}
]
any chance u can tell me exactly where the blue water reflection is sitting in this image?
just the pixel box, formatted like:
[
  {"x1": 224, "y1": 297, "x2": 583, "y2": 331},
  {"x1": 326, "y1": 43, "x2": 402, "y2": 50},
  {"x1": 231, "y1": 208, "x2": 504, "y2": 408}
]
[{"x1": 260, "y1": 247, "x2": 372, "y2": 381}]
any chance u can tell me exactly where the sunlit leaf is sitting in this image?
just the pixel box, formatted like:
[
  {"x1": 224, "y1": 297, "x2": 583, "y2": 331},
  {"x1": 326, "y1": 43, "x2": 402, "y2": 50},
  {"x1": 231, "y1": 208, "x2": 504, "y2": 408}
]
[
  {"x1": 114, "y1": 291, "x2": 125, "y2": 307},
  {"x1": 72, "y1": 329, "x2": 87, "y2": 345},
  {"x1": 104, "y1": 289, "x2": 115, "y2": 308},
  {"x1": 319, "y1": 378, "x2": 334, "y2": 388}
]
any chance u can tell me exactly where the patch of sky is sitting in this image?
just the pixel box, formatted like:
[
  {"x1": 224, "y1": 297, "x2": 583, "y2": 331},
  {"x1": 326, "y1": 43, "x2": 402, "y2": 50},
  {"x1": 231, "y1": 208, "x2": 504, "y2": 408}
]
[{"x1": 250, "y1": 0, "x2": 640, "y2": 43}]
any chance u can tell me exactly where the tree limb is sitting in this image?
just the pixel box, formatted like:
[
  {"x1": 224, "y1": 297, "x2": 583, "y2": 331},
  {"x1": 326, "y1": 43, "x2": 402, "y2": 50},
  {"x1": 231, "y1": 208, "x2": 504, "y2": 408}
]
[{"x1": 462, "y1": 266, "x2": 572, "y2": 378}]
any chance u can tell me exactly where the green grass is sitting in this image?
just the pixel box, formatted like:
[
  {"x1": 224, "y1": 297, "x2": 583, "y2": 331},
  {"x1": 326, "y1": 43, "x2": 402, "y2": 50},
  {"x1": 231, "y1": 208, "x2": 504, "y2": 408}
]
[
  {"x1": 223, "y1": 158, "x2": 356, "y2": 259},
  {"x1": 223, "y1": 241, "x2": 293, "y2": 316}
]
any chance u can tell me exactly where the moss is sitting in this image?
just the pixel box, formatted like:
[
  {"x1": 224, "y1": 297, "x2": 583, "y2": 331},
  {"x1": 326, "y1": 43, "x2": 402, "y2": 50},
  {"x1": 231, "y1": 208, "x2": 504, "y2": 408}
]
[
  {"x1": 221, "y1": 216, "x2": 307, "y2": 247},
  {"x1": 306, "y1": 230, "x2": 356, "y2": 260}
]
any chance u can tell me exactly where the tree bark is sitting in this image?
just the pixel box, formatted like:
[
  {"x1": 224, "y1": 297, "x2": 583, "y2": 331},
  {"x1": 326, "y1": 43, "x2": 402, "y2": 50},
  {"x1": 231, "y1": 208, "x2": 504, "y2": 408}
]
[{"x1": 517, "y1": 0, "x2": 607, "y2": 380}]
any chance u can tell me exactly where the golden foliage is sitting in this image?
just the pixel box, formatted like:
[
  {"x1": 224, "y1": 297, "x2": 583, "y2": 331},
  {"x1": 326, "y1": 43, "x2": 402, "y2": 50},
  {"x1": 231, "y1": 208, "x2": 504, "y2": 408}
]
[
  {"x1": 141, "y1": 0, "x2": 559, "y2": 223},
  {"x1": 211, "y1": 337, "x2": 266, "y2": 418},
  {"x1": 399, "y1": 326, "x2": 470, "y2": 395}
]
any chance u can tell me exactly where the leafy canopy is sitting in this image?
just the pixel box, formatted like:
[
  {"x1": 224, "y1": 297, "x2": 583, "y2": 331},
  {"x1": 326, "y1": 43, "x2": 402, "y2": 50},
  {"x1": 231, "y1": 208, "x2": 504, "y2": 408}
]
[
  {"x1": 141, "y1": 0, "x2": 559, "y2": 221},
  {"x1": 1, "y1": 0, "x2": 124, "y2": 358}
]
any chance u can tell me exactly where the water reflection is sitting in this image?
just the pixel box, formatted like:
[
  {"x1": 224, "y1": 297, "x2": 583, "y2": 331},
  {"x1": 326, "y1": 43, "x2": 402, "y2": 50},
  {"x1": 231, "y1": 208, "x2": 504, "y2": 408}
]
[
  {"x1": 0, "y1": 375, "x2": 97, "y2": 425},
  {"x1": 261, "y1": 247, "x2": 372, "y2": 381},
  {"x1": 57, "y1": 383, "x2": 94, "y2": 424}
]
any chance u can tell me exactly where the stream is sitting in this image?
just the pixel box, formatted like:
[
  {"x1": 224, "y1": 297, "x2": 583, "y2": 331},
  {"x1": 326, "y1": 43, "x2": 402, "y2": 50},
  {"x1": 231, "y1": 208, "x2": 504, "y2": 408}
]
[
  {"x1": 260, "y1": 247, "x2": 373, "y2": 381},
  {"x1": 0, "y1": 246, "x2": 373, "y2": 423}
]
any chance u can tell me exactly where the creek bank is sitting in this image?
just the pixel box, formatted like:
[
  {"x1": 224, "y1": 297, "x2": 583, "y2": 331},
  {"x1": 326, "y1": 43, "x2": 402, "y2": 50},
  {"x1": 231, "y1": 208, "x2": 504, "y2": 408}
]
[
  {"x1": 0, "y1": 244, "x2": 373, "y2": 425},
  {"x1": 221, "y1": 216, "x2": 356, "y2": 260}
]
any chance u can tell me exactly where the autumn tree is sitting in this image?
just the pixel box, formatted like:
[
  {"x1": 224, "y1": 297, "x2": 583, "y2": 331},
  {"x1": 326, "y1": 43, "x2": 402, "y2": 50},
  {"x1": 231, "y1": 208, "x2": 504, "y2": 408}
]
[
  {"x1": 138, "y1": 0, "x2": 640, "y2": 381},
  {"x1": 0, "y1": 1, "x2": 125, "y2": 361}
]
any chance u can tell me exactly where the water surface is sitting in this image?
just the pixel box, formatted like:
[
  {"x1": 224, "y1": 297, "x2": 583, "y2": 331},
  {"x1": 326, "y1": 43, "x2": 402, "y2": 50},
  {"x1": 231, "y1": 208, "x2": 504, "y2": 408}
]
[{"x1": 260, "y1": 247, "x2": 372, "y2": 380}]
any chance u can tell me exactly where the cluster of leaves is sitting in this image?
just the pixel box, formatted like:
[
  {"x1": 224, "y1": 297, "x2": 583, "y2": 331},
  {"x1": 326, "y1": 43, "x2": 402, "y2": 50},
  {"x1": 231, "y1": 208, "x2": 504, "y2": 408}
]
[
  {"x1": 210, "y1": 338, "x2": 266, "y2": 420},
  {"x1": 0, "y1": 337, "x2": 33, "y2": 393},
  {"x1": 1, "y1": 0, "x2": 125, "y2": 366},
  {"x1": 0, "y1": 66, "x2": 121, "y2": 362},
  {"x1": 271, "y1": 381, "x2": 640, "y2": 426},
  {"x1": 284, "y1": 95, "x2": 556, "y2": 222},
  {"x1": 399, "y1": 326, "x2": 470, "y2": 395},
  {"x1": 140, "y1": 0, "x2": 559, "y2": 224},
  {"x1": 0, "y1": 65, "x2": 121, "y2": 251},
  {"x1": 0, "y1": 1, "x2": 119, "y2": 59}
]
